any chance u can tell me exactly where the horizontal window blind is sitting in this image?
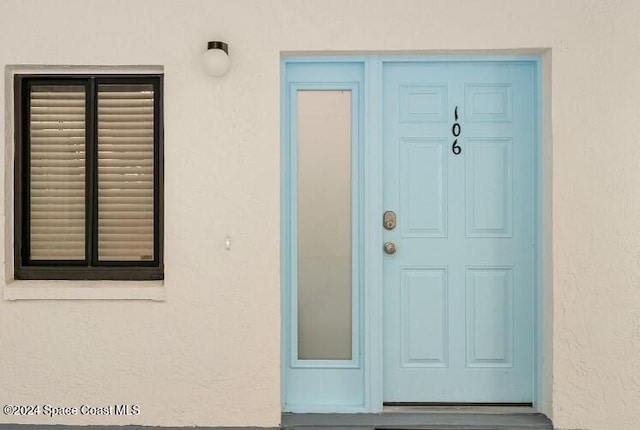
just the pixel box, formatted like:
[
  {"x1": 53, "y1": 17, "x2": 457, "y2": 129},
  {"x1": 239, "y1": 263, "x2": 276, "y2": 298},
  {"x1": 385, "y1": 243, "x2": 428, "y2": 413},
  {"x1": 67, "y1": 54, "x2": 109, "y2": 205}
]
[
  {"x1": 29, "y1": 85, "x2": 86, "y2": 260},
  {"x1": 97, "y1": 84, "x2": 154, "y2": 261}
]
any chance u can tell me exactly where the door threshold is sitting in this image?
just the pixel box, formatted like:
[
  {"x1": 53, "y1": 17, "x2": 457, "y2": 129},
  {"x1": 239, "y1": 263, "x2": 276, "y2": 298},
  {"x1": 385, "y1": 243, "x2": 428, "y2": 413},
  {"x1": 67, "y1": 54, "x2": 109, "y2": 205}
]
[{"x1": 383, "y1": 403, "x2": 536, "y2": 414}]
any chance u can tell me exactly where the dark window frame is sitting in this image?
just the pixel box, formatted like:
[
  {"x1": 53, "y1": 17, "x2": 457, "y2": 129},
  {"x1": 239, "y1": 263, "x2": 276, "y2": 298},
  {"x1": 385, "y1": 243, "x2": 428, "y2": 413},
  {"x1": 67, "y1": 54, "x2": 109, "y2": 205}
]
[{"x1": 14, "y1": 74, "x2": 164, "y2": 280}]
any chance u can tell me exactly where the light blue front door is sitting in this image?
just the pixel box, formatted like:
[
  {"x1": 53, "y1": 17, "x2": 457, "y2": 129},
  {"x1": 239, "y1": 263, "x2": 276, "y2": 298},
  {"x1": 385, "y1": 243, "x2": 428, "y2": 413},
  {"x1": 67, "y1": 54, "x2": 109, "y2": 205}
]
[{"x1": 382, "y1": 61, "x2": 535, "y2": 402}]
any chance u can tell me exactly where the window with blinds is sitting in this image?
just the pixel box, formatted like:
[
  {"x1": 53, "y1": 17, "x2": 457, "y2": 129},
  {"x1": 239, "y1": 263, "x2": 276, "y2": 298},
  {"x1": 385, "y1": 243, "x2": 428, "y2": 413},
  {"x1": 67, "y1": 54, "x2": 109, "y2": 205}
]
[{"x1": 15, "y1": 75, "x2": 163, "y2": 280}]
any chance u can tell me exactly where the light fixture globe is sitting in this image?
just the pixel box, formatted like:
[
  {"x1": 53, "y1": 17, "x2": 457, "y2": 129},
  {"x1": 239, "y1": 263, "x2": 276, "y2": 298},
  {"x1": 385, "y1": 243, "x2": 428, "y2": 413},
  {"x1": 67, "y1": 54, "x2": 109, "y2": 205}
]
[{"x1": 203, "y1": 41, "x2": 230, "y2": 77}]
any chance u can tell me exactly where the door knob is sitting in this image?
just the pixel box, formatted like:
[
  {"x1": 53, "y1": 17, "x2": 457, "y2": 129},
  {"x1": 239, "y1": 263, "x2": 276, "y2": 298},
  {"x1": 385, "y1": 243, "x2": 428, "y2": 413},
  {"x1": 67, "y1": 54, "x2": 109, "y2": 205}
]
[{"x1": 384, "y1": 242, "x2": 397, "y2": 255}]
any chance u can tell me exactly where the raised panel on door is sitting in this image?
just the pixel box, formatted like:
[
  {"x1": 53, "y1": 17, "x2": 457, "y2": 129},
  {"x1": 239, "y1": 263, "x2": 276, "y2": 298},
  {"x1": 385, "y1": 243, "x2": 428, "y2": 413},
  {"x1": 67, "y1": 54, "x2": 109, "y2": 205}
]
[
  {"x1": 466, "y1": 267, "x2": 514, "y2": 367},
  {"x1": 399, "y1": 139, "x2": 447, "y2": 238},
  {"x1": 465, "y1": 138, "x2": 513, "y2": 237},
  {"x1": 400, "y1": 267, "x2": 448, "y2": 367}
]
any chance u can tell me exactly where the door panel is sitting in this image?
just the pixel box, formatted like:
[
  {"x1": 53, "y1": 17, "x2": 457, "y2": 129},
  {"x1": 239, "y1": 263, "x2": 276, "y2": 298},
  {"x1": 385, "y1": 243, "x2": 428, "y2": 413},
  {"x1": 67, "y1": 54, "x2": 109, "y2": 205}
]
[
  {"x1": 399, "y1": 138, "x2": 447, "y2": 237},
  {"x1": 400, "y1": 267, "x2": 448, "y2": 367},
  {"x1": 383, "y1": 61, "x2": 535, "y2": 403},
  {"x1": 465, "y1": 138, "x2": 513, "y2": 237}
]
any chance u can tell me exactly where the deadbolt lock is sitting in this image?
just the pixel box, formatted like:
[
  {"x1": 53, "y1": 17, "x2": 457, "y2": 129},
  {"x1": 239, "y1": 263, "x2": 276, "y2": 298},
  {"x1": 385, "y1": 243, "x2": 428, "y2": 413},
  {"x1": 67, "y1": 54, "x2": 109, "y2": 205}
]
[{"x1": 383, "y1": 210, "x2": 397, "y2": 230}]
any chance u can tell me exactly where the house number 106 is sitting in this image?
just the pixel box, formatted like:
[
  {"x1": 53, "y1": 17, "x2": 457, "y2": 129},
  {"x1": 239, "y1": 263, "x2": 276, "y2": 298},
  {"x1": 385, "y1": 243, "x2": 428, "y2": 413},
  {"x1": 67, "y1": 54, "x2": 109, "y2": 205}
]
[{"x1": 452, "y1": 106, "x2": 461, "y2": 155}]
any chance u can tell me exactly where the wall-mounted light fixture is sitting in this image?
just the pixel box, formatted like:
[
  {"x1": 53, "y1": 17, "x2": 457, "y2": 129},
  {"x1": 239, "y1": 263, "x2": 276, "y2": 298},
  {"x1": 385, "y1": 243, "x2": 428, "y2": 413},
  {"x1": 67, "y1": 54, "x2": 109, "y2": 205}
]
[{"x1": 203, "y1": 41, "x2": 230, "y2": 77}]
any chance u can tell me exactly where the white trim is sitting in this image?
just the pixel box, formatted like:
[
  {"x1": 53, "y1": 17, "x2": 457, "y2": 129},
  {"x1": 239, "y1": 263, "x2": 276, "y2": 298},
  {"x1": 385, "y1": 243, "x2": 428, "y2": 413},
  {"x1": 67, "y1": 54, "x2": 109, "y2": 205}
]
[{"x1": 4, "y1": 280, "x2": 165, "y2": 301}]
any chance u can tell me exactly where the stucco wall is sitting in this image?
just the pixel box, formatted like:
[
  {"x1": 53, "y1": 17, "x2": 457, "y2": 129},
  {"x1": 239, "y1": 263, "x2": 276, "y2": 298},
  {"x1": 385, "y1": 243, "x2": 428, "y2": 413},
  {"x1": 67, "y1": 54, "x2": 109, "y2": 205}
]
[{"x1": 1, "y1": 1, "x2": 639, "y2": 429}]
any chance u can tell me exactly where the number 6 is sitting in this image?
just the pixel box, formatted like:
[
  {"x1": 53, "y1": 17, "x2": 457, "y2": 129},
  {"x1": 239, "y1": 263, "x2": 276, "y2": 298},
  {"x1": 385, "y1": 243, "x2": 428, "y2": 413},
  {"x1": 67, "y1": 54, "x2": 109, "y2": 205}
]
[{"x1": 452, "y1": 139, "x2": 461, "y2": 155}]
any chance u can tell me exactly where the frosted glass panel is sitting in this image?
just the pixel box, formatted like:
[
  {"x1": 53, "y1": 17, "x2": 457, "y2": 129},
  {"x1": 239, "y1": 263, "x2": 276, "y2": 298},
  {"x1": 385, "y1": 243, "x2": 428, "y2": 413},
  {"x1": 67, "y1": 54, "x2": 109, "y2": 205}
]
[{"x1": 297, "y1": 90, "x2": 352, "y2": 360}]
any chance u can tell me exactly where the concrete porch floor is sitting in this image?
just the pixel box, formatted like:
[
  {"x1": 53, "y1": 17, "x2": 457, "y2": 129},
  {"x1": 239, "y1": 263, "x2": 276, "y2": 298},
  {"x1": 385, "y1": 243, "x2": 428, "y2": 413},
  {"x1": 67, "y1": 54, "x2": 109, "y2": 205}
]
[{"x1": 281, "y1": 406, "x2": 553, "y2": 430}]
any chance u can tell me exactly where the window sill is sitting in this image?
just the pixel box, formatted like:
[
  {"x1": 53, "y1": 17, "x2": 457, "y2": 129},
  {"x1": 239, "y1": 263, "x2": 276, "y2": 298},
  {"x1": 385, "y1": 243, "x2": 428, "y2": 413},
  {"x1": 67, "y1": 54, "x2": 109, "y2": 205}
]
[{"x1": 3, "y1": 280, "x2": 165, "y2": 301}]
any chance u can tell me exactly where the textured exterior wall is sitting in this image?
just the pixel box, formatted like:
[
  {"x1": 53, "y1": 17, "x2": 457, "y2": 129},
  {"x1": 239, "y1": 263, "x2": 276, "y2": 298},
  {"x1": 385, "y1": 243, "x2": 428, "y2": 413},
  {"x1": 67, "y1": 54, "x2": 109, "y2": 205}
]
[{"x1": 0, "y1": 1, "x2": 639, "y2": 429}]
